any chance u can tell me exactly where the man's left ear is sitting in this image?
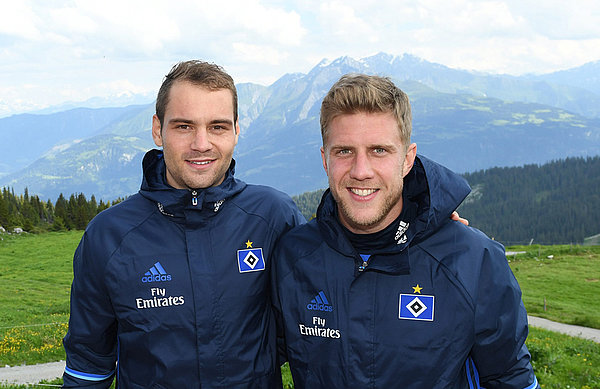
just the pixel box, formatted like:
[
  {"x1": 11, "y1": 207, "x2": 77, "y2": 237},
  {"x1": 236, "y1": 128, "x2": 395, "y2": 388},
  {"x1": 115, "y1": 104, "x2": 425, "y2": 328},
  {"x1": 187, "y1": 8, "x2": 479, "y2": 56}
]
[
  {"x1": 234, "y1": 122, "x2": 240, "y2": 145},
  {"x1": 402, "y1": 143, "x2": 417, "y2": 177}
]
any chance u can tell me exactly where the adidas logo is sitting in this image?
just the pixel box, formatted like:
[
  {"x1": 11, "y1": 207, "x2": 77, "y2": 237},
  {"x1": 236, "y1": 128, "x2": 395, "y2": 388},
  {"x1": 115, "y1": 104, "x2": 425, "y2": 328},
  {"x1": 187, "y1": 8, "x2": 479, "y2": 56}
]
[
  {"x1": 306, "y1": 290, "x2": 333, "y2": 312},
  {"x1": 395, "y1": 220, "x2": 409, "y2": 244},
  {"x1": 141, "y1": 262, "x2": 172, "y2": 283}
]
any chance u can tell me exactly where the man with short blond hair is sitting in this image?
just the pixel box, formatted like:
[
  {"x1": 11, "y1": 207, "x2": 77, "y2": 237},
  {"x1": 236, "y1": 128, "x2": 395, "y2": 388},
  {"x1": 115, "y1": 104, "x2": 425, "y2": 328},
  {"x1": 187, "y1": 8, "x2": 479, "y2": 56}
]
[{"x1": 273, "y1": 73, "x2": 539, "y2": 388}]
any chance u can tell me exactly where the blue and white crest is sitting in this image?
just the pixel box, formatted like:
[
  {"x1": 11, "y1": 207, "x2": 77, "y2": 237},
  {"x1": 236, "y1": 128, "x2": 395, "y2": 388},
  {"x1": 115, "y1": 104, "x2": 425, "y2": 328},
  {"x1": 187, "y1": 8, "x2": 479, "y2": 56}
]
[
  {"x1": 237, "y1": 248, "x2": 265, "y2": 273},
  {"x1": 399, "y1": 294, "x2": 435, "y2": 321}
]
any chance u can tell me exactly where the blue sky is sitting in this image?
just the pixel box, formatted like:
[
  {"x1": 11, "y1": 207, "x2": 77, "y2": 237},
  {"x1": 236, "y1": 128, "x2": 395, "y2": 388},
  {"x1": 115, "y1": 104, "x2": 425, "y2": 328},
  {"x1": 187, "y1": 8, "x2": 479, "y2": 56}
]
[{"x1": 1, "y1": 0, "x2": 599, "y2": 117}]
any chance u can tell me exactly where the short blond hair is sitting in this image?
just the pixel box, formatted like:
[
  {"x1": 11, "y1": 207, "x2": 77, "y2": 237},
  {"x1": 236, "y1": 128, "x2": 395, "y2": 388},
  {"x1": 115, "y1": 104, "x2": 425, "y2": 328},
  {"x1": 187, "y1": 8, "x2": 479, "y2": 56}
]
[{"x1": 320, "y1": 74, "x2": 412, "y2": 149}]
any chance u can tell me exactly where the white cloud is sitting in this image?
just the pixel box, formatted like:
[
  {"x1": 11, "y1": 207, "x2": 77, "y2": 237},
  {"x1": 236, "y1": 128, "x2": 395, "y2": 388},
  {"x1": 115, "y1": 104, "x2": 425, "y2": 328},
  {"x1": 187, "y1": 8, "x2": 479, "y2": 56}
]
[
  {"x1": 64, "y1": 0, "x2": 181, "y2": 55},
  {"x1": 231, "y1": 1, "x2": 306, "y2": 45},
  {"x1": 505, "y1": 0, "x2": 600, "y2": 40},
  {"x1": 0, "y1": 0, "x2": 599, "y2": 117},
  {"x1": 48, "y1": 7, "x2": 98, "y2": 35},
  {"x1": 317, "y1": 1, "x2": 375, "y2": 41},
  {"x1": 0, "y1": 1, "x2": 41, "y2": 40},
  {"x1": 232, "y1": 43, "x2": 288, "y2": 65}
]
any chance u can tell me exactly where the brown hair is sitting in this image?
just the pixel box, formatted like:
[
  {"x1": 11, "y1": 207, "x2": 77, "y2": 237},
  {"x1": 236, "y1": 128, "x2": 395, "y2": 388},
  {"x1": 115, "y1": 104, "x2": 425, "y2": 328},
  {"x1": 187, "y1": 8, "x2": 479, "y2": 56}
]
[
  {"x1": 320, "y1": 73, "x2": 412, "y2": 148},
  {"x1": 155, "y1": 60, "x2": 238, "y2": 126}
]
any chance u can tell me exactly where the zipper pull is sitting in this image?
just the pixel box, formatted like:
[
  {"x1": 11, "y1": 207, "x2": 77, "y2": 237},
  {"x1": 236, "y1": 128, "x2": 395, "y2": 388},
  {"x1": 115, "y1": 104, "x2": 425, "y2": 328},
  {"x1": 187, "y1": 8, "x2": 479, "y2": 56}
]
[
  {"x1": 358, "y1": 254, "x2": 371, "y2": 272},
  {"x1": 191, "y1": 190, "x2": 198, "y2": 206}
]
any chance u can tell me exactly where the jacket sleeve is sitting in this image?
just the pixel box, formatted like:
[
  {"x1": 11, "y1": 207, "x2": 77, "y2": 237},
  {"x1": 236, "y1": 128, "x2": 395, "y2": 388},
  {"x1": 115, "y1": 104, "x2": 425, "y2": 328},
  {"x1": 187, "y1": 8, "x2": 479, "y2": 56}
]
[
  {"x1": 278, "y1": 194, "x2": 307, "y2": 233},
  {"x1": 271, "y1": 202, "x2": 305, "y2": 366},
  {"x1": 62, "y1": 230, "x2": 117, "y2": 388},
  {"x1": 270, "y1": 240, "x2": 289, "y2": 367},
  {"x1": 470, "y1": 240, "x2": 539, "y2": 389}
]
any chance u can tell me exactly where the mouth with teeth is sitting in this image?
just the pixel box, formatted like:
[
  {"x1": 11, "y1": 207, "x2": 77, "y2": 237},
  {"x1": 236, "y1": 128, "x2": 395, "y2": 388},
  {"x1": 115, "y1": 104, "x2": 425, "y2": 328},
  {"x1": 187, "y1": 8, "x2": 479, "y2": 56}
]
[
  {"x1": 187, "y1": 159, "x2": 214, "y2": 166},
  {"x1": 349, "y1": 188, "x2": 378, "y2": 198}
]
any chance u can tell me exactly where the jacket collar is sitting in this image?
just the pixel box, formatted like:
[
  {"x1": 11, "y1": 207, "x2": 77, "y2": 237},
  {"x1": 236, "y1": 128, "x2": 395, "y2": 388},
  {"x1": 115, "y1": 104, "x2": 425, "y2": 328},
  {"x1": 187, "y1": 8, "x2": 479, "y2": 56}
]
[{"x1": 138, "y1": 149, "x2": 247, "y2": 219}]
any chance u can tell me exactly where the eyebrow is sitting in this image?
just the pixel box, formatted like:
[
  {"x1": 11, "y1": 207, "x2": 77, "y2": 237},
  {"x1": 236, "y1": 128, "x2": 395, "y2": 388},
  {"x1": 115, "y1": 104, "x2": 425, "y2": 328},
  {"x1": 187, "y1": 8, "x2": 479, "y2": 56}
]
[
  {"x1": 210, "y1": 119, "x2": 234, "y2": 126},
  {"x1": 168, "y1": 118, "x2": 195, "y2": 125},
  {"x1": 168, "y1": 118, "x2": 234, "y2": 126},
  {"x1": 328, "y1": 143, "x2": 398, "y2": 150},
  {"x1": 328, "y1": 144, "x2": 353, "y2": 151}
]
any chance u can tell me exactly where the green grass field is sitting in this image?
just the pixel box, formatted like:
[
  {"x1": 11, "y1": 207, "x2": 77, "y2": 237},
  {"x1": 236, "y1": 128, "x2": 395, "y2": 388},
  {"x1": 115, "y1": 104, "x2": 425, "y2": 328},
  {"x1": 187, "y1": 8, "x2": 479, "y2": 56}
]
[
  {"x1": 508, "y1": 245, "x2": 600, "y2": 329},
  {"x1": 0, "y1": 232, "x2": 599, "y2": 388},
  {"x1": 0, "y1": 231, "x2": 79, "y2": 366}
]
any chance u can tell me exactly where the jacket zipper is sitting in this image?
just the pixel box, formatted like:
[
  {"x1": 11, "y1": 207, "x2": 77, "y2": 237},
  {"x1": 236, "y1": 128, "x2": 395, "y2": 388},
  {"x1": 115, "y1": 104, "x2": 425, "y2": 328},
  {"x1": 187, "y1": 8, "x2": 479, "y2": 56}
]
[{"x1": 191, "y1": 190, "x2": 198, "y2": 206}]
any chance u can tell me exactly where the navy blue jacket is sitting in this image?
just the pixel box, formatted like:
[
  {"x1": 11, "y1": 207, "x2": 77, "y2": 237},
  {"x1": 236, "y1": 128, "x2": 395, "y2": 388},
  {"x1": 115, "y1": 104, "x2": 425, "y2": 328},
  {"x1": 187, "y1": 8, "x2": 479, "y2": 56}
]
[
  {"x1": 63, "y1": 149, "x2": 305, "y2": 388},
  {"x1": 272, "y1": 156, "x2": 539, "y2": 389}
]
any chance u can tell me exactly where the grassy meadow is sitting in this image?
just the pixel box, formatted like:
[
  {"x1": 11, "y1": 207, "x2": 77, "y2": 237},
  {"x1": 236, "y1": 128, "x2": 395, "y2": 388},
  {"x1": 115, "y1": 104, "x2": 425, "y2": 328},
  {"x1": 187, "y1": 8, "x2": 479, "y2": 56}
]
[
  {"x1": 0, "y1": 232, "x2": 599, "y2": 388},
  {"x1": 0, "y1": 231, "x2": 79, "y2": 366},
  {"x1": 508, "y1": 244, "x2": 600, "y2": 329}
]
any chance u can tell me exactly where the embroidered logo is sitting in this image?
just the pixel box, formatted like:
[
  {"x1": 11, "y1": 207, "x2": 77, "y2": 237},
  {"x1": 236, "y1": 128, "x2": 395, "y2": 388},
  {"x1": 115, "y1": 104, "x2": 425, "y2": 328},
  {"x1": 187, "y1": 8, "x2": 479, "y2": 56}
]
[
  {"x1": 135, "y1": 287, "x2": 185, "y2": 309},
  {"x1": 399, "y1": 293, "x2": 434, "y2": 321},
  {"x1": 157, "y1": 202, "x2": 174, "y2": 217},
  {"x1": 299, "y1": 316, "x2": 341, "y2": 339},
  {"x1": 395, "y1": 220, "x2": 409, "y2": 244},
  {"x1": 214, "y1": 199, "x2": 225, "y2": 212},
  {"x1": 141, "y1": 262, "x2": 172, "y2": 283},
  {"x1": 306, "y1": 291, "x2": 333, "y2": 312},
  {"x1": 237, "y1": 240, "x2": 266, "y2": 273}
]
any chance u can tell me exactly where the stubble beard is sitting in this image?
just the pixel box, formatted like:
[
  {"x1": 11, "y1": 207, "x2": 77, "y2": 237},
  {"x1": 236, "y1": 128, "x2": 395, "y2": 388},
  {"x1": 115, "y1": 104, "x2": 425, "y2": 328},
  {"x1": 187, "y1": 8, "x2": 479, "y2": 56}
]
[
  {"x1": 185, "y1": 159, "x2": 231, "y2": 189},
  {"x1": 332, "y1": 180, "x2": 404, "y2": 233},
  {"x1": 165, "y1": 152, "x2": 232, "y2": 190}
]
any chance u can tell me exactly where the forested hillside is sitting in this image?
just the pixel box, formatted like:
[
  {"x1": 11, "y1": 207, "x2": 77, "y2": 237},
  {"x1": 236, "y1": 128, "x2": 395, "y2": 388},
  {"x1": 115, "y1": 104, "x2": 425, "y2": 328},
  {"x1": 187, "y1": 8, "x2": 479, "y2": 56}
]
[
  {"x1": 0, "y1": 188, "x2": 123, "y2": 233},
  {"x1": 458, "y1": 156, "x2": 600, "y2": 245},
  {"x1": 292, "y1": 189, "x2": 326, "y2": 220},
  {"x1": 291, "y1": 156, "x2": 600, "y2": 245}
]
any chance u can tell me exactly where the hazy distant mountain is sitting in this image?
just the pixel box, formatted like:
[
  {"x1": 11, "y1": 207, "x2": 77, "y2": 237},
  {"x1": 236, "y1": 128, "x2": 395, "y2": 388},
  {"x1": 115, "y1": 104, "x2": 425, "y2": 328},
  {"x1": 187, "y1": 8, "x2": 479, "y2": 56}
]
[
  {"x1": 27, "y1": 92, "x2": 155, "y2": 116},
  {"x1": 532, "y1": 60, "x2": 600, "y2": 96},
  {"x1": 358, "y1": 53, "x2": 600, "y2": 118},
  {"x1": 1, "y1": 53, "x2": 599, "y2": 201},
  {"x1": 0, "y1": 105, "x2": 150, "y2": 176},
  {"x1": 0, "y1": 132, "x2": 154, "y2": 201}
]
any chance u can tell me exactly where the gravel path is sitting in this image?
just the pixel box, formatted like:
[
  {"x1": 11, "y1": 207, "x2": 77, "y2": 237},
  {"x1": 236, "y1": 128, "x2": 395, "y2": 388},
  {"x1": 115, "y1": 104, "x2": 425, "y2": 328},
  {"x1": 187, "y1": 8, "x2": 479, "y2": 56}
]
[
  {"x1": 1, "y1": 316, "x2": 599, "y2": 385},
  {"x1": 0, "y1": 360, "x2": 64, "y2": 386},
  {"x1": 528, "y1": 315, "x2": 600, "y2": 343}
]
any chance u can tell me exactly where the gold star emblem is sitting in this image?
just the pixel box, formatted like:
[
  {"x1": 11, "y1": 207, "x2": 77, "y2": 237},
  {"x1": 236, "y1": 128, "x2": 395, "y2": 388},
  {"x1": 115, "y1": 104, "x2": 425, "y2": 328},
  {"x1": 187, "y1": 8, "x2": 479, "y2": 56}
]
[
  {"x1": 245, "y1": 240, "x2": 253, "y2": 248},
  {"x1": 412, "y1": 284, "x2": 423, "y2": 294}
]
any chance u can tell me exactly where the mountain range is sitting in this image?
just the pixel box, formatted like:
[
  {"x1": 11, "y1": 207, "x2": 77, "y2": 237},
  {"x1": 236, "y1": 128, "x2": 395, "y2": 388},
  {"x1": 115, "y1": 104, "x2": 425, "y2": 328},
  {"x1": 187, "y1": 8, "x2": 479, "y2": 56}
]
[{"x1": 1, "y1": 52, "x2": 599, "y2": 201}]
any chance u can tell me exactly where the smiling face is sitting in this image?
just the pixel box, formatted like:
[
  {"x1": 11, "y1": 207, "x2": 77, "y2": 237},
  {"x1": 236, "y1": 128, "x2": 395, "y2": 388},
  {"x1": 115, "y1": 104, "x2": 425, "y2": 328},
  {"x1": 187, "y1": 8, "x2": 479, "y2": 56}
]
[
  {"x1": 152, "y1": 81, "x2": 239, "y2": 190},
  {"x1": 321, "y1": 111, "x2": 416, "y2": 234}
]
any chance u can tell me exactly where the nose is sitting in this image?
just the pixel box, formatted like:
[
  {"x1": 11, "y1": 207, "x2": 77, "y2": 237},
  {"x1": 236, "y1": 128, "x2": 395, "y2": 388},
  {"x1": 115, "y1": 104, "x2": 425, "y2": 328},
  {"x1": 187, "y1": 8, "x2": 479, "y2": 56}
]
[
  {"x1": 191, "y1": 128, "x2": 212, "y2": 152},
  {"x1": 349, "y1": 151, "x2": 374, "y2": 180}
]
